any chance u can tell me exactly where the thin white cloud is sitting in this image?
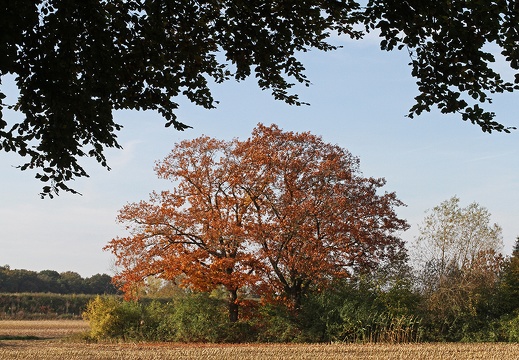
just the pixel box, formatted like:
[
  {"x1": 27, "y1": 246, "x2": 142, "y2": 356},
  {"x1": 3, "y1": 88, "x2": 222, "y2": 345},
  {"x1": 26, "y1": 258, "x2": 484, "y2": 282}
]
[
  {"x1": 466, "y1": 151, "x2": 518, "y2": 163},
  {"x1": 106, "y1": 140, "x2": 144, "y2": 171}
]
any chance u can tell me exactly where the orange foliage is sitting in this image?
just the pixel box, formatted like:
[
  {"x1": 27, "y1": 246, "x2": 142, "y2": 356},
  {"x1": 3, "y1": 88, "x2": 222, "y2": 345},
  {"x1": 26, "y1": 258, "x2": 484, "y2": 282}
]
[
  {"x1": 233, "y1": 124, "x2": 409, "y2": 307},
  {"x1": 105, "y1": 124, "x2": 408, "y2": 313}
]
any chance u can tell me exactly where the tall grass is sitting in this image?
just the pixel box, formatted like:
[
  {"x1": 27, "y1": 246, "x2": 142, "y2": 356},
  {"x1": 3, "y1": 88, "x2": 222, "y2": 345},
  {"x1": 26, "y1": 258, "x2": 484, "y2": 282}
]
[{"x1": 337, "y1": 313, "x2": 422, "y2": 343}]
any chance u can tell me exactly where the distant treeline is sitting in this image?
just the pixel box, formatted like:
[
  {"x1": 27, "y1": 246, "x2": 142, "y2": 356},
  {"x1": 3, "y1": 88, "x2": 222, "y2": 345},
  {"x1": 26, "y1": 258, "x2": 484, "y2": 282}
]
[
  {"x1": 0, "y1": 265, "x2": 118, "y2": 294},
  {"x1": 0, "y1": 293, "x2": 98, "y2": 319}
]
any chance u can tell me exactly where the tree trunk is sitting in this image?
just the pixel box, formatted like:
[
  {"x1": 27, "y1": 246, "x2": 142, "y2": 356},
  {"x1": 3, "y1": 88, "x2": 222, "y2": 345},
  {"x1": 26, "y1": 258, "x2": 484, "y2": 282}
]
[
  {"x1": 292, "y1": 288, "x2": 303, "y2": 311},
  {"x1": 286, "y1": 282, "x2": 304, "y2": 310},
  {"x1": 228, "y1": 288, "x2": 239, "y2": 323}
]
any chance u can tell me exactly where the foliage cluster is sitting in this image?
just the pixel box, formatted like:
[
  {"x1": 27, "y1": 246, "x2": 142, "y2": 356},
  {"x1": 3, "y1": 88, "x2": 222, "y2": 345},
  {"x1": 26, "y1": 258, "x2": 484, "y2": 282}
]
[
  {"x1": 83, "y1": 293, "x2": 235, "y2": 342},
  {"x1": 2, "y1": 1, "x2": 518, "y2": 196},
  {"x1": 82, "y1": 256, "x2": 519, "y2": 344},
  {"x1": 0, "y1": 293, "x2": 96, "y2": 319},
  {"x1": 82, "y1": 285, "x2": 417, "y2": 343},
  {"x1": 0, "y1": 265, "x2": 117, "y2": 294}
]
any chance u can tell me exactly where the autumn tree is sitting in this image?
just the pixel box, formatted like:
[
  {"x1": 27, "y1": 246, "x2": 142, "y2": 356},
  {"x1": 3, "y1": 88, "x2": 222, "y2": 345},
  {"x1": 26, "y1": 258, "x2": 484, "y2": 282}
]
[
  {"x1": 2, "y1": 1, "x2": 518, "y2": 196},
  {"x1": 107, "y1": 124, "x2": 409, "y2": 319}
]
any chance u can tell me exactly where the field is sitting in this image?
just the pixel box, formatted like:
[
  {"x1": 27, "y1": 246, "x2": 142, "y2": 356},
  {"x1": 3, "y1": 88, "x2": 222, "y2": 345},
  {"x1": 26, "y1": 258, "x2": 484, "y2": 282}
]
[{"x1": 1, "y1": 321, "x2": 519, "y2": 359}]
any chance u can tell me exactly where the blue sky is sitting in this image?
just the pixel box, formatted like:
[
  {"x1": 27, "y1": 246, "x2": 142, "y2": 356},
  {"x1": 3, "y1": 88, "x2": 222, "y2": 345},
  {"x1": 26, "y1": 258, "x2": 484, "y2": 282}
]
[{"x1": 1, "y1": 36, "x2": 518, "y2": 276}]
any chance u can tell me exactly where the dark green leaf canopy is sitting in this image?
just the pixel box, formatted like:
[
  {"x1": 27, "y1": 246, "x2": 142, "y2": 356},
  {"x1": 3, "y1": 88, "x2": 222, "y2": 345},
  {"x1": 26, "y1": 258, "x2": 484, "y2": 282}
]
[
  {"x1": 1, "y1": 1, "x2": 517, "y2": 197},
  {"x1": 364, "y1": 0, "x2": 519, "y2": 132}
]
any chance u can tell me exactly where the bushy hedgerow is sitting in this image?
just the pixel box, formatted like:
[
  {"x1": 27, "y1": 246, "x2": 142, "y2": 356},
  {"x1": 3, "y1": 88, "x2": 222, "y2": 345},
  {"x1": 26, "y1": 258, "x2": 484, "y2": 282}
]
[
  {"x1": 83, "y1": 293, "x2": 238, "y2": 342},
  {"x1": 249, "y1": 281, "x2": 423, "y2": 344},
  {"x1": 0, "y1": 293, "x2": 95, "y2": 319},
  {"x1": 168, "y1": 292, "x2": 228, "y2": 342},
  {"x1": 82, "y1": 277, "x2": 519, "y2": 344},
  {"x1": 82, "y1": 283, "x2": 426, "y2": 344}
]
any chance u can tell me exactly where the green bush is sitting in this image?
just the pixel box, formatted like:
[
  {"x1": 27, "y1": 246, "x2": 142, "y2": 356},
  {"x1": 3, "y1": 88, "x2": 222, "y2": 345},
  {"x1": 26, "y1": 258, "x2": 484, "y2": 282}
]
[
  {"x1": 140, "y1": 300, "x2": 176, "y2": 341},
  {"x1": 169, "y1": 292, "x2": 228, "y2": 342},
  {"x1": 82, "y1": 292, "x2": 237, "y2": 342},
  {"x1": 253, "y1": 303, "x2": 303, "y2": 343},
  {"x1": 498, "y1": 313, "x2": 519, "y2": 342},
  {"x1": 290, "y1": 281, "x2": 423, "y2": 343},
  {"x1": 78, "y1": 276, "x2": 519, "y2": 344}
]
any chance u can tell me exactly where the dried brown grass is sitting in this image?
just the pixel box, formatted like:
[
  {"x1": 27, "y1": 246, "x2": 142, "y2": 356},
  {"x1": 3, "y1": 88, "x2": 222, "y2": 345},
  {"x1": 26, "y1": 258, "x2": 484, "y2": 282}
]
[
  {"x1": 0, "y1": 320, "x2": 89, "y2": 338},
  {"x1": 1, "y1": 342, "x2": 519, "y2": 360},
  {"x1": 1, "y1": 321, "x2": 519, "y2": 359}
]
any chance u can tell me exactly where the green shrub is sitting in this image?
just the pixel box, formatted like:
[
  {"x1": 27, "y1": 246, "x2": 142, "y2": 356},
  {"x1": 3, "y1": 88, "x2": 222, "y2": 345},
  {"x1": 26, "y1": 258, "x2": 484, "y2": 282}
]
[
  {"x1": 82, "y1": 283, "x2": 429, "y2": 344},
  {"x1": 499, "y1": 313, "x2": 519, "y2": 342},
  {"x1": 82, "y1": 292, "x2": 243, "y2": 342},
  {"x1": 169, "y1": 292, "x2": 228, "y2": 342},
  {"x1": 141, "y1": 300, "x2": 176, "y2": 341},
  {"x1": 255, "y1": 304, "x2": 301, "y2": 343}
]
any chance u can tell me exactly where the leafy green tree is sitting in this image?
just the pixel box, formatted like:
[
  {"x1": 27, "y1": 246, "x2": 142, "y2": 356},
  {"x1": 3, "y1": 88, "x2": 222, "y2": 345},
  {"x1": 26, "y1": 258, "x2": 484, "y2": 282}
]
[
  {"x1": 84, "y1": 273, "x2": 118, "y2": 295},
  {"x1": 363, "y1": 0, "x2": 519, "y2": 132},
  {"x1": 0, "y1": 268, "x2": 42, "y2": 293},
  {"x1": 497, "y1": 237, "x2": 519, "y2": 315},
  {"x1": 0, "y1": 265, "x2": 116, "y2": 294},
  {"x1": 2, "y1": 1, "x2": 517, "y2": 196},
  {"x1": 58, "y1": 271, "x2": 85, "y2": 294},
  {"x1": 37, "y1": 270, "x2": 61, "y2": 293}
]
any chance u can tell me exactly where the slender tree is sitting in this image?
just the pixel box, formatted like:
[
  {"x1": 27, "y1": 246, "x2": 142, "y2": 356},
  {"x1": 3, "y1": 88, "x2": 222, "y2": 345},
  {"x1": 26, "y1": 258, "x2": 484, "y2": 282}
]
[
  {"x1": 413, "y1": 196, "x2": 504, "y2": 339},
  {"x1": 415, "y1": 196, "x2": 503, "y2": 286}
]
